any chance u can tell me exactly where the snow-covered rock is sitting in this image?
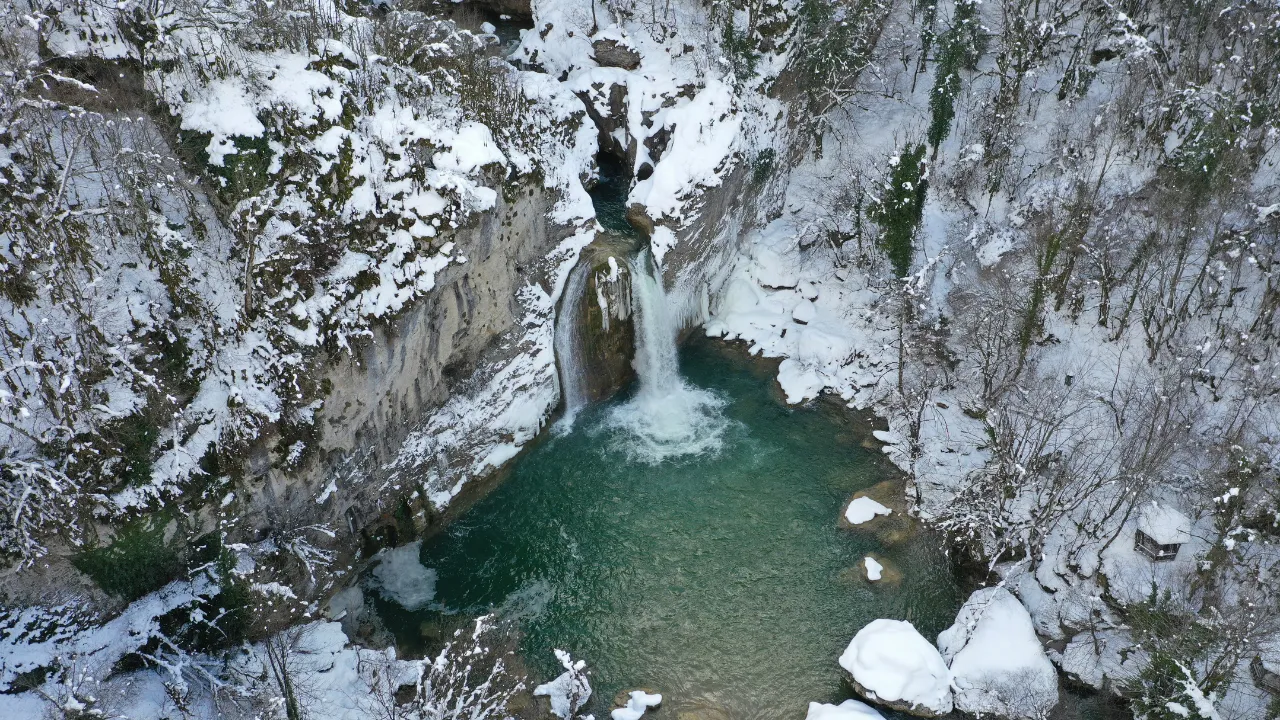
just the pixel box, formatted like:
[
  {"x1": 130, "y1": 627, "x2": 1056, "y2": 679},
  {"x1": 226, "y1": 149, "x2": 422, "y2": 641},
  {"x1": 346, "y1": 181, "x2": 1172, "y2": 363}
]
[
  {"x1": 937, "y1": 587, "x2": 1059, "y2": 719},
  {"x1": 754, "y1": 248, "x2": 798, "y2": 288},
  {"x1": 805, "y1": 698, "x2": 885, "y2": 720},
  {"x1": 839, "y1": 619, "x2": 953, "y2": 717},
  {"x1": 535, "y1": 650, "x2": 593, "y2": 719},
  {"x1": 612, "y1": 690, "x2": 662, "y2": 720},
  {"x1": 844, "y1": 497, "x2": 893, "y2": 525},
  {"x1": 793, "y1": 300, "x2": 817, "y2": 324},
  {"x1": 864, "y1": 557, "x2": 884, "y2": 581}
]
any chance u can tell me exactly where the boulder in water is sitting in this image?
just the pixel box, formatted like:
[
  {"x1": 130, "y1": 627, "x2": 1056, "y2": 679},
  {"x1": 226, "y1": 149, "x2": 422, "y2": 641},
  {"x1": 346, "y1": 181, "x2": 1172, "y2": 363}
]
[
  {"x1": 937, "y1": 587, "x2": 1059, "y2": 719},
  {"x1": 839, "y1": 619, "x2": 953, "y2": 717},
  {"x1": 806, "y1": 699, "x2": 884, "y2": 720},
  {"x1": 626, "y1": 203, "x2": 655, "y2": 238}
]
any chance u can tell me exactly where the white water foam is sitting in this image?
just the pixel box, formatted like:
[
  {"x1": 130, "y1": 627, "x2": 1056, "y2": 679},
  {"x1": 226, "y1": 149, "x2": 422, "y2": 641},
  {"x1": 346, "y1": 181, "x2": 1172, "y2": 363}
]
[{"x1": 601, "y1": 253, "x2": 729, "y2": 463}]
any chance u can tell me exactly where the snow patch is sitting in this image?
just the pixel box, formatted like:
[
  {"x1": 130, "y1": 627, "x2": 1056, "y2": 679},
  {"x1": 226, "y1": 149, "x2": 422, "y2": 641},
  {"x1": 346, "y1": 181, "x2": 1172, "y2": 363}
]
[
  {"x1": 612, "y1": 690, "x2": 662, "y2": 720},
  {"x1": 805, "y1": 699, "x2": 885, "y2": 720},
  {"x1": 845, "y1": 497, "x2": 893, "y2": 525},
  {"x1": 535, "y1": 649, "x2": 592, "y2": 719}
]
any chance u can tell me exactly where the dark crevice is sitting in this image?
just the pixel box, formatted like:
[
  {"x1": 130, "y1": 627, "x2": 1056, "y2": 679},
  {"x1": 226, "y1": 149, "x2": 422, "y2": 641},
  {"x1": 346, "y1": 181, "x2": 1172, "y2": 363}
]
[{"x1": 587, "y1": 152, "x2": 636, "y2": 237}]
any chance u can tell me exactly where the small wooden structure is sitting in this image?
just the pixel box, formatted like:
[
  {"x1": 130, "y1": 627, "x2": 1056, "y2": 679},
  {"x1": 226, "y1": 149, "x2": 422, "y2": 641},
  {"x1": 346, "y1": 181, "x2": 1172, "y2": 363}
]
[
  {"x1": 1251, "y1": 656, "x2": 1280, "y2": 694},
  {"x1": 1134, "y1": 503, "x2": 1191, "y2": 562}
]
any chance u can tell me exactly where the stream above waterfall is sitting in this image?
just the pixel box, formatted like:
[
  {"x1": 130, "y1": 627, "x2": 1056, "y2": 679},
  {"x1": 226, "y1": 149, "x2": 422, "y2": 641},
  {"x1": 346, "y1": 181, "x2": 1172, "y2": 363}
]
[{"x1": 373, "y1": 336, "x2": 962, "y2": 719}]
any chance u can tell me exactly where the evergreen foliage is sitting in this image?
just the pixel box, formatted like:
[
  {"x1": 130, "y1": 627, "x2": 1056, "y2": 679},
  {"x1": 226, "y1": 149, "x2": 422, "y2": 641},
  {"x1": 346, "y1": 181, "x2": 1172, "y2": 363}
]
[
  {"x1": 870, "y1": 144, "x2": 929, "y2": 277},
  {"x1": 73, "y1": 515, "x2": 182, "y2": 601},
  {"x1": 926, "y1": 0, "x2": 985, "y2": 152}
]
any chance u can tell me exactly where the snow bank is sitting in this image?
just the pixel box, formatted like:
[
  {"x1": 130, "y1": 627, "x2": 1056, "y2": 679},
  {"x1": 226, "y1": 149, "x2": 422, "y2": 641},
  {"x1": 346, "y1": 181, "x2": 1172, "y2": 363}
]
[
  {"x1": 845, "y1": 497, "x2": 893, "y2": 525},
  {"x1": 369, "y1": 541, "x2": 437, "y2": 610},
  {"x1": 806, "y1": 699, "x2": 885, "y2": 720},
  {"x1": 938, "y1": 587, "x2": 1059, "y2": 719},
  {"x1": 612, "y1": 690, "x2": 662, "y2": 720},
  {"x1": 864, "y1": 557, "x2": 884, "y2": 581},
  {"x1": 839, "y1": 620, "x2": 952, "y2": 716}
]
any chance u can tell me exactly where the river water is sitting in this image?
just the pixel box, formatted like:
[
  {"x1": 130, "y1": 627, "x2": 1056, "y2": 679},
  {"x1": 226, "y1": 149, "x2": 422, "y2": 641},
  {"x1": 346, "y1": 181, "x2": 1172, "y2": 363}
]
[{"x1": 374, "y1": 336, "x2": 962, "y2": 719}]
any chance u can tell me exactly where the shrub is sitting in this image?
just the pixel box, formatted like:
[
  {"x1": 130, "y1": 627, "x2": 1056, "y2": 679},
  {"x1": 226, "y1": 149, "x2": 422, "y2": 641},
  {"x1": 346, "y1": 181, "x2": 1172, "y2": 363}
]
[
  {"x1": 926, "y1": 0, "x2": 985, "y2": 151},
  {"x1": 73, "y1": 514, "x2": 182, "y2": 601},
  {"x1": 869, "y1": 143, "x2": 929, "y2": 277}
]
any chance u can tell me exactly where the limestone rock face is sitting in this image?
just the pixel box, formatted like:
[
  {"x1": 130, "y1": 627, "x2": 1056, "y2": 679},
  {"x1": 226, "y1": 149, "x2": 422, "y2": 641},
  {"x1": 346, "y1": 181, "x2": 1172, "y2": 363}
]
[
  {"x1": 577, "y1": 82, "x2": 634, "y2": 164},
  {"x1": 563, "y1": 238, "x2": 638, "y2": 405},
  {"x1": 593, "y1": 38, "x2": 642, "y2": 70},
  {"x1": 249, "y1": 177, "x2": 575, "y2": 549}
]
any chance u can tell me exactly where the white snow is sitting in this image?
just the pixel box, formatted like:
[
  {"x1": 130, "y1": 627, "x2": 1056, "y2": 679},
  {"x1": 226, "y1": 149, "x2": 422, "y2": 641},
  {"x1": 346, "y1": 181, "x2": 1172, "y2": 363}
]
[
  {"x1": 793, "y1": 300, "x2": 817, "y2": 325},
  {"x1": 433, "y1": 122, "x2": 508, "y2": 174},
  {"x1": 1137, "y1": 502, "x2": 1193, "y2": 545},
  {"x1": 845, "y1": 497, "x2": 893, "y2": 525},
  {"x1": 369, "y1": 541, "x2": 437, "y2": 610},
  {"x1": 612, "y1": 690, "x2": 662, "y2": 720},
  {"x1": 864, "y1": 557, "x2": 884, "y2": 581},
  {"x1": 0, "y1": 577, "x2": 215, "y2": 693},
  {"x1": 937, "y1": 587, "x2": 1059, "y2": 719},
  {"x1": 839, "y1": 619, "x2": 953, "y2": 715},
  {"x1": 805, "y1": 699, "x2": 885, "y2": 720},
  {"x1": 534, "y1": 649, "x2": 593, "y2": 719}
]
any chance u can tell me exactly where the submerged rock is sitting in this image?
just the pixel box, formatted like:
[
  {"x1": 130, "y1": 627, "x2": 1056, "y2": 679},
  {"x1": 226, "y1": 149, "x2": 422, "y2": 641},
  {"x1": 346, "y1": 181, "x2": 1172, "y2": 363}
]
[
  {"x1": 858, "y1": 555, "x2": 902, "y2": 586},
  {"x1": 938, "y1": 587, "x2": 1059, "y2": 719},
  {"x1": 844, "y1": 497, "x2": 893, "y2": 525},
  {"x1": 674, "y1": 702, "x2": 731, "y2": 720},
  {"x1": 839, "y1": 619, "x2": 953, "y2": 717}
]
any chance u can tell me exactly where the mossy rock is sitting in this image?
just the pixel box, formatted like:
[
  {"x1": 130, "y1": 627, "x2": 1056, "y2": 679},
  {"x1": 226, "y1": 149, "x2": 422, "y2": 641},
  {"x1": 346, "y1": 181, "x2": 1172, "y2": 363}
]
[
  {"x1": 859, "y1": 553, "x2": 904, "y2": 587},
  {"x1": 839, "y1": 480, "x2": 916, "y2": 545}
]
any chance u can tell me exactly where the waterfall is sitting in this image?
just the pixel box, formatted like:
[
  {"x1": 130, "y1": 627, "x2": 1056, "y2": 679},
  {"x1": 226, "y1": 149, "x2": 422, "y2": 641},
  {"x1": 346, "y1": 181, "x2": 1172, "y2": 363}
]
[
  {"x1": 602, "y1": 251, "x2": 728, "y2": 463},
  {"x1": 628, "y1": 253, "x2": 682, "y2": 397},
  {"x1": 554, "y1": 263, "x2": 592, "y2": 432}
]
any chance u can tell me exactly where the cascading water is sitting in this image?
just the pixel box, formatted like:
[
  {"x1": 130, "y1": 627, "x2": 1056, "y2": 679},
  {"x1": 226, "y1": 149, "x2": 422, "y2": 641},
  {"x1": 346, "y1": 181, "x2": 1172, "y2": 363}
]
[
  {"x1": 553, "y1": 263, "x2": 592, "y2": 433},
  {"x1": 600, "y1": 251, "x2": 729, "y2": 462}
]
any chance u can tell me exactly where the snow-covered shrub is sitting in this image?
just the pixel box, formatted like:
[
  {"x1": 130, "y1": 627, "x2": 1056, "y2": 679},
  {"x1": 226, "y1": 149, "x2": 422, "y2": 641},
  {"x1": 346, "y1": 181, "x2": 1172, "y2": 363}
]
[
  {"x1": 352, "y1": 616, "x2": 526, "y2": 720},
  {"x1": 0, "y1": 6, "x2": 245, "y2": 565},
  {"x1": 924, "y1": 0, "x2": 984, "y2": 152},
  {"x1": 791, "y1": 0, "x2": 890, "y2": 117}
]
